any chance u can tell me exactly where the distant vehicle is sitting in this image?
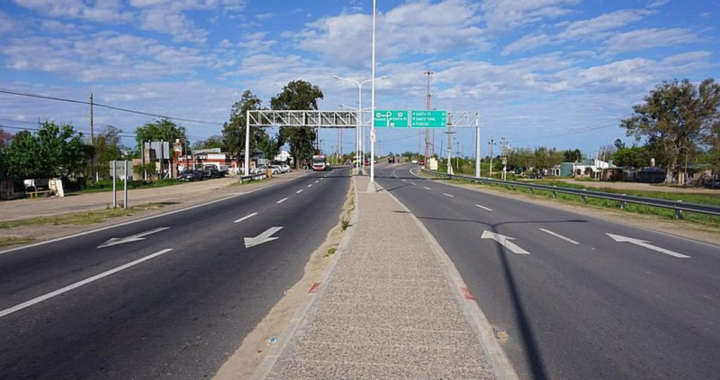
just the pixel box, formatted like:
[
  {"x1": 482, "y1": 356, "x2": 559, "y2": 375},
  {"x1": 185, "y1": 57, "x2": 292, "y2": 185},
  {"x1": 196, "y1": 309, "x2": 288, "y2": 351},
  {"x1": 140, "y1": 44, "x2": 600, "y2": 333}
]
[
  {"x1": 364, "y1": 159, "x2": 370, "y2": 167},
  {"x1": 411, "y1": 159, "x2": 418, "y2": 164},
  {"x1": 312, "y1": 154, "x2": 329, "y2": 171},
  {"x1": 418, "y1": 159, "x2": 425, "y2": 165},
  {"x1": 345, "y1": 160, "x2": 352, "y2": 165},
  {"x1": 388, "y1": 155, "x2": 395, "y2": 164},
  {"x1": 269, "y1": 165, "x2": 283, "y2": 174},
  {"x1": 280, "y1": 164, "x2": 292, "y2": 172},
  {"x1": 202, "y1": 163, "x2": 229, "y2": 177},
  {"x1": 202, "y1": 167, "x2": 222, "y2": 179},
  {"x1": 178, "y1": 170, "x2": 204, "y2": 181}
]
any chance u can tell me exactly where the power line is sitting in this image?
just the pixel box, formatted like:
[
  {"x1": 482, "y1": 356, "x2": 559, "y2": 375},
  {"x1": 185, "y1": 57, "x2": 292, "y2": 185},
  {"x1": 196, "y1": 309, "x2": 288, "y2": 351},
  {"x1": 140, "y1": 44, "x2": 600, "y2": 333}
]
[{"x1": 0, "y1": 88, "x2": 223, "y2": 126}]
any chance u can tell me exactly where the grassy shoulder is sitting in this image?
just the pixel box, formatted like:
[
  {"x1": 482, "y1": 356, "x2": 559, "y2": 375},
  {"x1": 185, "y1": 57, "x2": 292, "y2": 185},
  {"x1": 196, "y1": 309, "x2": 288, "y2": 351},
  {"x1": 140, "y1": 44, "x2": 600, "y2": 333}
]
[
  {"x1": 422, "y1": 171, "x2": 720, "y2": 228},
  {"x1": 0, "y1": 202, "x2": 173, "y2": 229},
  {"x1": 79, "y1": 178, "x2": 183, "y2": 194}
]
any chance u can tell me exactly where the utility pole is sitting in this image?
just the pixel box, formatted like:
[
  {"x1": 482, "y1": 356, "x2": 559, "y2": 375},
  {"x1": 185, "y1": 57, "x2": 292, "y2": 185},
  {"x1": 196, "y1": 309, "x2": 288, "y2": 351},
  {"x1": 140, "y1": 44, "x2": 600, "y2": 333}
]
[
  {"x1": 423, "y1": 70, "x2": 434, "y2": 167},
  {"x1": 444, "y1": 114, "x2": 455, "y2": 175},
  {"x1": 89, "y1": 93, "x2": 94, "y2": 144},
  {"x1": 488, "y1": 138, "x2": 494, "y2": 177}
]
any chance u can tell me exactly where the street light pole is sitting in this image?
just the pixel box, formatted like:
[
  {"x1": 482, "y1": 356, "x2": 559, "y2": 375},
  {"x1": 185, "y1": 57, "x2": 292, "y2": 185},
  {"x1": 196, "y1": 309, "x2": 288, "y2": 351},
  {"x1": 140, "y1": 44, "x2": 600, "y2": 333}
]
[{"x1": 370, "y1": 0, "x2": 377, "y2": 186}]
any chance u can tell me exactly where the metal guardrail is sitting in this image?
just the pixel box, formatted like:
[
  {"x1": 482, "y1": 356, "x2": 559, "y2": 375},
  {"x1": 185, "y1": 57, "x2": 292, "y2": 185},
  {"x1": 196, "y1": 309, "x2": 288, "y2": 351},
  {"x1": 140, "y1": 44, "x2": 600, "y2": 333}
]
[{"x1": 422, "y1": 169, "x2": 720, "y2": 219}]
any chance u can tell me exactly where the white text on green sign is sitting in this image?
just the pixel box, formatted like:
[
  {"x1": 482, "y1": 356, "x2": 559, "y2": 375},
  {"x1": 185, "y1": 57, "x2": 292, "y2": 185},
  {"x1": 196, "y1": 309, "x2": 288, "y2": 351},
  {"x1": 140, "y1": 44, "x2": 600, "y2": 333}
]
[
  {"x1": 411, "y1": 110, "x2": 447, "y2": 128},
  {"x1": 374, "y1": 110, "x2": 408, "y2": 127}
]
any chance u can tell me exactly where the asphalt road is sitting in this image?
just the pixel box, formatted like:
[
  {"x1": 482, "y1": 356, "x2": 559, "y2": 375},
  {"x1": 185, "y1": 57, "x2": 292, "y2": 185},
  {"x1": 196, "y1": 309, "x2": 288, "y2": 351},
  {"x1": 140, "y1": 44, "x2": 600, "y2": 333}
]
[
  {"x1": 0, "y1": 168, "x2": 350, "y2": 380},
  {"x1": 374, "y1": 164, "x2": 720, "y2": 380}
]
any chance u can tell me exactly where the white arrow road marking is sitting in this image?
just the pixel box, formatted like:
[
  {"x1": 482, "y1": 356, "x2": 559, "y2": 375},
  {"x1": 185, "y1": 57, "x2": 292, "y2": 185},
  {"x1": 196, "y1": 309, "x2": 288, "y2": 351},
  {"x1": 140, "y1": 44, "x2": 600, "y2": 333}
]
[
  {"x1": 97, "y1": 227, "x2": 169, "y2": 248},
  {"x1": 607, "y1": 233, "x2": 690, "y2": 258},
  {"x1": 475, "y1": 204, "x2": 493, "y2": 211},
  {"x1": 277, "y1": 198, "x2": 288, "y2": 204},
  {"x1": 424, "y1": 186, "x2": 432, "y2": 190},
  {"x1": 245, "y1": 227, "x2": 283, "y2": 248},
  {"x1": 296, "y1": 189, "x2": 303, "y2": 194},
  {"x1": 0, "y1": 248, "x2": 173, "y2": 318},
  {"x1": 540, "y1": 228, "x2": 579, "y2": 245},
  {"x1": 443, "y1": 193, "x2": 454, "y2": 198},
  {"x1": 234, "y1": 212, "x2": 258, "y2": 223},
  {"x1": 481, "y1": 231, "x2": 530, "y2": 254}
]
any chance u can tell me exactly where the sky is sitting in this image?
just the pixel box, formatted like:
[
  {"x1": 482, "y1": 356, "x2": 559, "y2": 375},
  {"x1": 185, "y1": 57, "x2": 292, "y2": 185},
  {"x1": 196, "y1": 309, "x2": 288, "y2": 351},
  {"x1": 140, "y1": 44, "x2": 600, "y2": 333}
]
[{"x1": 0, "y1": 0, "x2": 718, "y2": 159}]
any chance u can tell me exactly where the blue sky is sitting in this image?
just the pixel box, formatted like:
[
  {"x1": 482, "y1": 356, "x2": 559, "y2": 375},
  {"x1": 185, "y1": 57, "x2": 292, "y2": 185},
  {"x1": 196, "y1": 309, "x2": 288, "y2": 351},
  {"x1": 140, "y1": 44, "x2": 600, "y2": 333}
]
[{"x1": 0, "y1": 0, "x2": 718, "y2": 159}]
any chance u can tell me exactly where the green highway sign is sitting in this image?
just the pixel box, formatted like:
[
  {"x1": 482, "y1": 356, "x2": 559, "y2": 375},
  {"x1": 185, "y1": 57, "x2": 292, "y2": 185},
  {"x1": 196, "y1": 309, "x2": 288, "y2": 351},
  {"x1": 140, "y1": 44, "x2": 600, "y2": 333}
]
[
  {"x1": 411, "y1": 110, "x2": 447, "y2": 128},
  {"x1": 374, "y1": 110, "x2": 408, "y2": 127}
]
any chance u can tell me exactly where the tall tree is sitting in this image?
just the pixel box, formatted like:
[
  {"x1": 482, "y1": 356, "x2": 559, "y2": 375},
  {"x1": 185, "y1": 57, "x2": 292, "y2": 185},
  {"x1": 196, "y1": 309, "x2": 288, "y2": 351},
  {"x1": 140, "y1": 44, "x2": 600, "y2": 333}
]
[
  {"x1": 270, "y1": 80, "x2": 324, "y2": 169},
  {"x1": 135, "y1": 119, "x2": 188, "y2": 151},
  {"x1": 562, "y1": 149, "x2": 582, "y2": 162},
  {"x1": 94, "y1": 125, "x2": 124, "y2": 163},
  {"x1": 193, "y1": 135, "x2": 224, "y2": 151},
  {"x1": 3, "y1": 121, "x2": 93, "y2": 180},
  {"x1": 621, "y1": 78, "x2": 720, "y2": 183},
  {"x1": 222, "y1": 90, "x2": 265, "y2": 164},
  {"x1": 0, "y1": 127, "x2": 12, "y2": 148}
]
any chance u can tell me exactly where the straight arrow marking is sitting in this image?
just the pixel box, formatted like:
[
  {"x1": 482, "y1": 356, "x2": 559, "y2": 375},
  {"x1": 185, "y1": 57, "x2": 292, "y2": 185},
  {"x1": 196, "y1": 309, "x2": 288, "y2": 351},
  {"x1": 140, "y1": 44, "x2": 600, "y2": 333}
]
[
  {"x1": 607, "y1": 233, "x2": 690, "y2": 258},
  {"x1": 540, "y1": 228, "x2": 579, "y2": 245},
  {"x1": 234, "y1": 212, "x2": 258, "y2": 223},
  {"x1": 97, "y1": 227, "x2": 169, "y2": 248},
  {"x1": 481, "y1": 230, "x2": 530, "y2": 254},
  {"x1": 245, "y1": 226, "x2": 283, "y2": 249}
]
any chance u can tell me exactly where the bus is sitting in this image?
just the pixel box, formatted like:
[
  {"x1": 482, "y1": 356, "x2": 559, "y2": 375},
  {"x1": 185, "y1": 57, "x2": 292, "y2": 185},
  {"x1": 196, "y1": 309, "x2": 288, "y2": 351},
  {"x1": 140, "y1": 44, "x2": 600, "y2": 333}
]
[{"x1": 311, "y1": 154, "x2": 328, "y2": 171}]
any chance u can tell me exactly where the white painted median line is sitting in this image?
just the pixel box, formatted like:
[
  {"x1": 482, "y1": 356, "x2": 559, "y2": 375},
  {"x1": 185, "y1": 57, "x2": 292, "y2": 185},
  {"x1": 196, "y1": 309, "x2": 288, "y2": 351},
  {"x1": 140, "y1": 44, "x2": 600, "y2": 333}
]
[
  {"x1": 443, "y1": 193, "x2": 454, "y2": 198},
  {"x1": 296, "y1": 189, "x2": 303, "y2": 194},
  {"x1": 277, "y1": 198, "x2": 288, "y2": 204},
  {"x1": 0, "y1": 249, "x2": 173, "y2": 319},
  {"x1": 475, "y1": 204, "x2": 493, "y2": 211},
  {"x1": 234, "y1": 212, "x2": 258, "y2": 223},
  {"x1": 481, "y1": 231, "x2": 530, "y2": 254},
  {"x1": 539, "y1": 228, "x2": 579, "y2": 245},
  {"x1": 607, "y1": 233, "x2": 690, "y2": 258}
]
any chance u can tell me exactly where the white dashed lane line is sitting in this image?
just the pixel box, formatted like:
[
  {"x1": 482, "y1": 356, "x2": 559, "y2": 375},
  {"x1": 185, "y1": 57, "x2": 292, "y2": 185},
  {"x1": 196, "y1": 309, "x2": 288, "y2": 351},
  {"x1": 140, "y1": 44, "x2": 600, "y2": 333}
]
[
  {"x1": 443, "y1": 193, "x2": 454, "y2": 198},
  {"x1": 424, "y1": 186, "x2": 432, "y2": 190},
  {"x1": 296, "y1": 190, "x2": 303, "y2": 194},
  {"x1": 277, "y1": 198, "x2": 288, "y2": 204},
  {"x1": 234, "y1": 212, "x2": 258, "y2": 223},
  {"x1": 539, "y1": 228, "x2": 580, "y2": 245},
  {"x1": 475, "y1": 204, "x2": 493, "y2": 211}
]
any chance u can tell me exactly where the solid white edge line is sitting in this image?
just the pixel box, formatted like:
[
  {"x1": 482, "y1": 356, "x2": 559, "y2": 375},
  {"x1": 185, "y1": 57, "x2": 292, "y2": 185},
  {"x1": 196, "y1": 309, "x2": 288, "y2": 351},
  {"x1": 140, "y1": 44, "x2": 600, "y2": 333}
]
[
  {"x1": 0, "y1": 248, "x2": 173, "y2": 318},
  {"x1": 475, "y1": 204, "x2": 493, "y2": 212},
  {"x1": 443, "y1": 193, "x2": 454, "y2": 198},
  {"x1": 296, "y1": 189, "x2": 303, "y2": 194},
  {"x1": 539, "y1": 228, "x2": 580, "y2": 245},
  {"x1": 234, "y1": 212, "x2": 258, "y2": 223},
  {"x1": 277, "y1": 198, "x2": 288, "y2": 204}
]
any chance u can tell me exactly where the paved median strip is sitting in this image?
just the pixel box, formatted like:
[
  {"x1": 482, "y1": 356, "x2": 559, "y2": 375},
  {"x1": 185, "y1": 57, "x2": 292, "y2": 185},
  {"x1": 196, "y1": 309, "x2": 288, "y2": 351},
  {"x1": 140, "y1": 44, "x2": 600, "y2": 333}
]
[{"x1": 0, "y1": 249, "x2": 173, "y2": 319}]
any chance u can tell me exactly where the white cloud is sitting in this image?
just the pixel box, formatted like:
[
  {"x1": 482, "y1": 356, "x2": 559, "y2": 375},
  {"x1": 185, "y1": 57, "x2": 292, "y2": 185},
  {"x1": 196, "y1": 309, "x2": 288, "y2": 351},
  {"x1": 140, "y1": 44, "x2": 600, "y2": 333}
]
[
  {"x1": 0, "y1": 11, "x2": 18, "y2": 34},
  {"x1": 559, "y1": 9, "x2": 650, "y2": 40},
  {"x1": 604, "y1": 28, "x2": 700, "y2": 55},
  {"x1": 237, "y1": 32, "x2": 276, "y2": 53},
  {"x1": 481, "y1": 0, "x2": 580, "y2": 32},
  {"x1": 647, "y1": 0, "x2": 670, "y2": 8},
  {"x1": 256, "y1": 13, "x2": 272, "y2": 21},
  {"x1": 12, "y1": 0, "x2": 134, "y2": 23},
  {"x1": 502, "y1": 33, "x2": 552, "y2": 55},
  {"x1": 294, "y1": 0, "x2": 488, "y2": 68}
]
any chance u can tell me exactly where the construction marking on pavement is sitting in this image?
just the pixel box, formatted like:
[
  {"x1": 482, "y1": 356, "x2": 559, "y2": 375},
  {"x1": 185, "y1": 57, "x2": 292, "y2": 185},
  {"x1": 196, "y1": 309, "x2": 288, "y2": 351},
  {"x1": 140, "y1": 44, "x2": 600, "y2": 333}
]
[
  {"x1": 308, "y1": 282, "x2": 322, "y2": 293},
  {"x1": 234, "y1": 212, "x2": 258, "y2": 223},
  {"x1": 481, "y1": 231, "x2": 530, "y2": 254},
  {"x1": 461, "y1": 287, "x2": 475, "y2": 300},
  {"x1": 443, "y1": 193, "x2": 454, "y2": 198},
  {"x1": 296, "y1": 189, "x2": 303, "y2": 194},
  {"x1": 607, "y1": 233, "x2": 690, "y2": 258},
  {"x1": 539, "y1": 228, "x2": 580, "y2": 245},
  {"x1": 476, "y1": 204, "x2": 493, "y2": 211},
  {"x1": 424, "y1": 186, "x2": 432, "y2": 190},
  {"x1": 0, "y1": 248, "x2": 173, "y2": 319},
  {"x1": 277, "y1": 198, "x2": 288, "y2": 204}
]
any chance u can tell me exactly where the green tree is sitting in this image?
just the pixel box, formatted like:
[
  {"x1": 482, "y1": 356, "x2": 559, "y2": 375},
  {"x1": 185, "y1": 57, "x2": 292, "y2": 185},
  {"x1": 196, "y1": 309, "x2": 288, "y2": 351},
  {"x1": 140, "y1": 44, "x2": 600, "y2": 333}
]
[
  {"x1": 562, "y1": 149, "x2": 582, "y2": 162},
  {"x1": 612, "y1": 146, "x2": 651, "y2": 168},
  {"x1": 94, "y1": 125, "x2": 123, "y2": 163},
  {"x1": 3, "y1": 121, "x2": 93, "y2": 180},
  {"x1": 222, "y1": 90, "x2": 265, "y2": 165},
  {"x1": 192, "y1": 135, "x2": 225, "y2": 151},
  {"x1": 614, "y1": 138, "x2": 626, "y2": 150},
  {"x1": 135, "y1": 119, "x2": 188, "y2": 151},
  {"x1": 621, "y1": 78, "x2": 720, "y2": 183},
  {"x1": 270, "y1": 80, "x2": 324, "y2": 169}
]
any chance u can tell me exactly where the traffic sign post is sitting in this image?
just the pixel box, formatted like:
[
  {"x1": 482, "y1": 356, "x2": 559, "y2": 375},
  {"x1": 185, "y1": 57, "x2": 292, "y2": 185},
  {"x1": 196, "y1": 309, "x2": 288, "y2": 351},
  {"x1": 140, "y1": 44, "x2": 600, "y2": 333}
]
[
  {"x1": 411, "y1": 110, "x2": 447, "y2": 128},
  {"x1": 374, "y1": 110, "x2": 408, "y2": 127}
]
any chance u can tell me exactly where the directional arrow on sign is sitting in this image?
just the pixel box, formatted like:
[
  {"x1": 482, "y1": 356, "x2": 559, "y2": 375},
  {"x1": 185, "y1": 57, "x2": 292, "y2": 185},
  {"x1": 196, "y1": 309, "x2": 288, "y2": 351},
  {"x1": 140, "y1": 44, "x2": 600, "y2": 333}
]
[
  {"x1": 607, "y1": 233, "x2": 690, "y2": 258},
  {"x1": 481, "y1": 231, "x2": 530, "y2": 254},
  {"x1": 98, "y1": 227, "x2": 170, "y2": 248},
  {"x1": 244, "y1": 226, "x2": 283, "y2": 249}
]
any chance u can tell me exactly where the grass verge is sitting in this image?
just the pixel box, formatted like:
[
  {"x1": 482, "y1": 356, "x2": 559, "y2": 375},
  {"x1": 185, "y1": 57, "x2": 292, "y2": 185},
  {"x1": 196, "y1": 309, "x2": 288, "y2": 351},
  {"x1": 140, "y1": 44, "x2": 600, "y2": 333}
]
[{"x1": 0, "y1": 202, "x2": 175, "y2": 229}]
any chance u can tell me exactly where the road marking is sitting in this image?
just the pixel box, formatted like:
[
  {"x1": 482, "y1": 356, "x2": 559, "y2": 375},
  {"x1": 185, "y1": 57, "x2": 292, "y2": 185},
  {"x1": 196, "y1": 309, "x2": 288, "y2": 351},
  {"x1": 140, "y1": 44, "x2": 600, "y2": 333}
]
[
  {"x1": 424, "y1": 186, "x2": 432, "y2": 190},
  {"x1": 97, "y1": 227, "x2": 170, "y2": 248},
  {"x1": 607, "y1": 233, "x2": 690, "y2": 258},
  {"x1": 410, "y1": 182, "x2": 417, "y2": 185},
  {"x1": 443, "y1": 193, "x2": 454, "y2": 198},
  {"x1": 308, "y1": 184, "x2": 313, "y2": 188},
  {"x1": 296, "y1": 189, "x2": 303, "y2": 194},
  {"x1": 539, "y1": 228, "x2": 579, "y2": 245},
  {"x1": 481, "y1": 231, "x2": 530, "y2": 254},
  {"x1": 245, "y1": 226, "x2": 283, "y2": 248},
  {"x1": 315, "y1": 180, "x2": 319, "y2": 183},
  {"x1": 0, "y1": 248, "x2": 173, "y2": 319},
  {"x1": 476, "y1": 204, "x2": 493, "y2": 211},
  {"x1": 277, "y1": 198, "x2": 288, "y2": 204},
  {"x1": 234, "y1": 212, "x2": 258, "y2": 223},
  {"x1": 402, "y1": 179, "x2": 407, "y2": 182}
]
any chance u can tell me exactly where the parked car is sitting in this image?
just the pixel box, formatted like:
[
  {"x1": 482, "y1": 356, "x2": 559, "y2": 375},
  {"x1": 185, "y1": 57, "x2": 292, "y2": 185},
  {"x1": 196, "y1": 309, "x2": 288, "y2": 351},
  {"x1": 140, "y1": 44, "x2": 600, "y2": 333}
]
[
  {"x1": 280, "y1": 164, "x2": 292, "y2": 172},
  {"x1": 178, "y1": 170, "x2": 204, "y2": 181},
  {"x1": 268, "y1": 165, "x2": 283, "y2": 174},
  {"x1": 418, "y1": 159, "x2": 425, "y2": 165},
  {"x1": 202, "y1": 167, "x2": 222, "y2": 179}
]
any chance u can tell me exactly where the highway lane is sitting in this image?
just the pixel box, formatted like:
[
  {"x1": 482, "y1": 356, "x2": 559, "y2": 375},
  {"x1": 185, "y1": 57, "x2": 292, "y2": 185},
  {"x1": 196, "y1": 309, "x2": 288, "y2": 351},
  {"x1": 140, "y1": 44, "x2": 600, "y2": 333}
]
[
  {"x1": 375, "y1": 164, "x2": 720, "y2": 380},
  {"x1": 0, "y1": 168, "x2": 350, "y2": 379}
]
